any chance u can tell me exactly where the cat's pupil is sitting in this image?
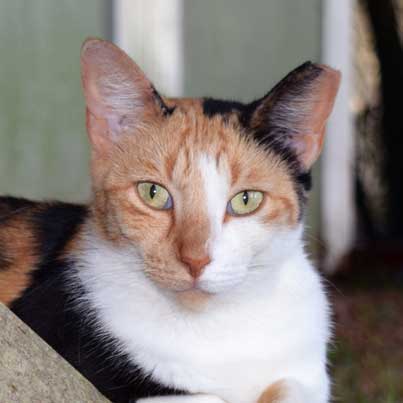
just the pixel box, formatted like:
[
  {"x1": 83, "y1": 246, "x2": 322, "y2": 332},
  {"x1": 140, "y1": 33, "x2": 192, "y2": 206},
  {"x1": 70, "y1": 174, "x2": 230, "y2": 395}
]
[
  {"x1": 149, "y1": 184, "x2": 157, "y2": 199},
  {"x1": 242, "y1": 191, "x2": 249, "y2": 205}
]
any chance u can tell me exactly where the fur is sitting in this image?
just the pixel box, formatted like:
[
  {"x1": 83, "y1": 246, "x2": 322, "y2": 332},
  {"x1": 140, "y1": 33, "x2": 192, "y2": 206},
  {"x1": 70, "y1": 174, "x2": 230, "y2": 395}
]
[
  {"x1": 0, "y1": 39, "x2": 340, "y2": 403},
  {"x1": 76, "y1": 223, "x2": 330, "y2": 403}
]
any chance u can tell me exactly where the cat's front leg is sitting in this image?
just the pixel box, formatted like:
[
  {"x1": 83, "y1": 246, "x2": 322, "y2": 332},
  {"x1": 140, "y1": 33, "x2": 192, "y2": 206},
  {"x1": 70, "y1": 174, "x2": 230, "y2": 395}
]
[
  {"x1": 136, "y1": 394, "x2": 226, "y2": 403},
  {"x1": 258, "y1": 379, "x2": 321, "y2": 403}
]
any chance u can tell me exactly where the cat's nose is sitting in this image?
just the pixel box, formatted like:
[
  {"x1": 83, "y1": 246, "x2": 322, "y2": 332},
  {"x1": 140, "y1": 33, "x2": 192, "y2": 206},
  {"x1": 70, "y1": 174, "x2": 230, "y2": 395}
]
[{"x1": 180, "y1": 254, "x2": 211, "y2": 279}]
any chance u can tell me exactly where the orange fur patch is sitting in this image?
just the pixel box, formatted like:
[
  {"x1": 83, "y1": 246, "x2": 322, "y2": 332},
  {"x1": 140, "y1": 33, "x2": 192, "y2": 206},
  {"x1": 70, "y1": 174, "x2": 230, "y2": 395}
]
[
  {"x1": 0, "y1": 215, "x2": 38, "y2": 306},
  {"x1": 258, "y1": 380, "x2": 286, "y2": 403},
  {"x1": 89, "y1": 98, "x2": 300, "y2": 306},
  {"x1": 176, "y1": 289, "x2": 211, "y2": 311}
]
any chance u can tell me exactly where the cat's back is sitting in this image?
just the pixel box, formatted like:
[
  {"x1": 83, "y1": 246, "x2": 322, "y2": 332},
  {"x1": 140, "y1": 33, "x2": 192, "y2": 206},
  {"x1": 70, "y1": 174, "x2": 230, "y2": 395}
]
[{"x1": 0, "y1": 196, "x2": 88, "y2": 305}]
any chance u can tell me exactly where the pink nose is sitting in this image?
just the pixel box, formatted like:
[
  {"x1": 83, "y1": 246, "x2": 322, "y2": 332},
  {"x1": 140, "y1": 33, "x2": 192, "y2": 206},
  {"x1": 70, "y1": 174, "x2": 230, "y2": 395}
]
[{"x1": 180, "y1": 255, "x2": 211, "y2": 279}]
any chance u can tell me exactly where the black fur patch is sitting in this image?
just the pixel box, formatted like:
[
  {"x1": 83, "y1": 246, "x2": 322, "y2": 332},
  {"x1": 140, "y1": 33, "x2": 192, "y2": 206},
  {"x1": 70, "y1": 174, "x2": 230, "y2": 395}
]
[
  {"x1": 200, "y1": 62, "x2": 324, "y2": 217},
  {"x1": 12, "y1": 259, "x2": 181, "y2": 402},
  {"x1": 152, "y1": 86, "x2": 176, "y2": 116},
  {"x1": 31, "y1": 202, "x2": 88, "y2": 264},
  {"x1": 202, "y1": 98, "x2": 245, "y2": 118},
  {"x1": 9, "y1": 199, "x2": 183, "y2": 402},
  {"x1": 297, "y1": 171, "x2": 312, "y2": 192},
  {"x1": 201, "y1": 96, "x2": 312, "y2": 215},
  {"x1": 0, "y1": 196, "x2": 36, "y2": 222}
]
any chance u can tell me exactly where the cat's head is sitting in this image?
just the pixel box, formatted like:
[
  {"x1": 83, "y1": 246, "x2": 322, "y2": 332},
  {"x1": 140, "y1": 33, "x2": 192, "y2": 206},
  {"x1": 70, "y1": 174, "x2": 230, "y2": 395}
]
[{"x1": 80, "y1": 39, "x2": 340, "y2": 306}]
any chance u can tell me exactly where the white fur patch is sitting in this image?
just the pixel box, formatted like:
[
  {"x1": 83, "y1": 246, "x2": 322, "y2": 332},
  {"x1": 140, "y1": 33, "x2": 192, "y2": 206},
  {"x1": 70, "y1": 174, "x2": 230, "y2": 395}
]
[
  {"x1": 73, "y1": 153, "x2": 331, "y2": 403},
  {"x1": 75, "y1": 232, "x2": 330, "y2": 403}
]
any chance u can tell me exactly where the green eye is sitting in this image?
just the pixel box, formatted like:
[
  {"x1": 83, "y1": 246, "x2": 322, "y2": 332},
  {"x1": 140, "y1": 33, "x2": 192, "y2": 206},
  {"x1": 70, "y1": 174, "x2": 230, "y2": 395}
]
[
  {"x1": 227, "y1": 190, "x2": 263, "y2": 216},
  {"x1": 137, "y1": 182, "x2": 172, "y2": 210}
]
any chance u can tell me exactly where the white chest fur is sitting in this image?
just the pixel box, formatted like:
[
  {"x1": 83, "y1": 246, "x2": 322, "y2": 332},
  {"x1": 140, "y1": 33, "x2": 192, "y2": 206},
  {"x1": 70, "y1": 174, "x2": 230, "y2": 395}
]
[{"x1": 75, "y1": 238, "x2": 330, "y2": 403}]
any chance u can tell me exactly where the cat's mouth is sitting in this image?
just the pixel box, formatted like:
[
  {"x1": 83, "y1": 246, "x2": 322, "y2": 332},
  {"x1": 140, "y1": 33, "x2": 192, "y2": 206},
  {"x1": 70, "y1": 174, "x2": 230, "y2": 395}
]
[
  {"x1": 143, "y1": 261, "x2": 245, "y2": 297},
  {"x1": 143, "y1": 261, "x2": 217, "y2": 295},
  {"x1": 175, "y1": 288, "x2": 212, "y2": 310},
  {"x1": 155, "y1": 277, "x2": 217, "y2": 310}
]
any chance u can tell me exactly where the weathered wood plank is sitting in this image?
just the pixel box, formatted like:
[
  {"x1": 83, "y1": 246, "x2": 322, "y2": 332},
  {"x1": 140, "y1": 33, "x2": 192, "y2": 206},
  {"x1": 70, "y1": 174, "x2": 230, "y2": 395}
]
[{"x1": 0, "y1": 303, "x2": 111, "y2": 403}]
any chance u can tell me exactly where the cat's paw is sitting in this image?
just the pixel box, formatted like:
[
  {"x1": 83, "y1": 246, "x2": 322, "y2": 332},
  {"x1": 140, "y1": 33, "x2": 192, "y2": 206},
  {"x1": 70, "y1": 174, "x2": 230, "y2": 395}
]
[
  {"x1": 258, "y1": 379, "x2": 311, "y2": 403},
  {"x1": 136, "y1": 394, "x2": 226, "y2": 403}
]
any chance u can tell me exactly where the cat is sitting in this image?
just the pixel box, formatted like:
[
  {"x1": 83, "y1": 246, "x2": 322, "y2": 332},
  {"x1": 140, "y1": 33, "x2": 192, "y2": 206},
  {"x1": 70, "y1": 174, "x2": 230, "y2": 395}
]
[{"x1": 0, "y1": 38, "x2": 340, "y2": 403}]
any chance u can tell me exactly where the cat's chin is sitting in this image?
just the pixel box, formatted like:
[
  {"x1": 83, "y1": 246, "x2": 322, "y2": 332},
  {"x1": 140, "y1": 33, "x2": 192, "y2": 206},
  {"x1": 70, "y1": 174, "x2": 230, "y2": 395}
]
[{"x1": 174, "y1": 289, "x2": 212, "y2": 311}]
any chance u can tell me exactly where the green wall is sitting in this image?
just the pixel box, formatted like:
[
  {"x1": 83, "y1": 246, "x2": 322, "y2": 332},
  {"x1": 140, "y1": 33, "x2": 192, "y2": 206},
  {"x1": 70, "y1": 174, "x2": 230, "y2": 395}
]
[
  {"x1": 0, "y1": 1, "x2": 322, "y2": 245},
  {"x1": 183, "y1": 0, "x2": 322, "y2": 100},
  {"x1": 0, "y1": 1, "x2": 108, "y2": 202},
  {"x1": 182, "y1": 0, "x2": 322, "y2": 250}
]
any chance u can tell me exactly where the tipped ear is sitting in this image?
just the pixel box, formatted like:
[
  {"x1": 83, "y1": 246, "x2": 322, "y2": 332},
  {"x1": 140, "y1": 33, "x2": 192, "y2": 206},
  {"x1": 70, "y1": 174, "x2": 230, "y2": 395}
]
[
  {"x1": 249, "y1": 62, "x2": 341, "y2": 170},
  {"x1": 81, "y1": 38, "x2": 165, "y2": 153}
]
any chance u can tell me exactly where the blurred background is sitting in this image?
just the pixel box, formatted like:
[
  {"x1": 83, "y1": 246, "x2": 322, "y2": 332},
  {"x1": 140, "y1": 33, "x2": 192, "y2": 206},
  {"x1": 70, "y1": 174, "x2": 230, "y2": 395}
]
[{"x1": 0, "y1": 0, "x2": 402, "y2": 402}]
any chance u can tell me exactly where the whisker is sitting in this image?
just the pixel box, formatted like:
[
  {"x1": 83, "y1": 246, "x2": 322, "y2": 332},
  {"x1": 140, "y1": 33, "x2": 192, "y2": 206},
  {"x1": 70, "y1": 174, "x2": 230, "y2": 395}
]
[{"x1": 322, "y1": 277, "x2": 344, "y2": 296}]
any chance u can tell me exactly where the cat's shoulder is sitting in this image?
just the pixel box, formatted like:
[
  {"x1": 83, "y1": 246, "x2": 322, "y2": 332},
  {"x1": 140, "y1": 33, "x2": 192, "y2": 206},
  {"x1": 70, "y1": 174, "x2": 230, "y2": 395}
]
[{"x1": 0, "y1": 196, "x2": 88, "y2": 305}]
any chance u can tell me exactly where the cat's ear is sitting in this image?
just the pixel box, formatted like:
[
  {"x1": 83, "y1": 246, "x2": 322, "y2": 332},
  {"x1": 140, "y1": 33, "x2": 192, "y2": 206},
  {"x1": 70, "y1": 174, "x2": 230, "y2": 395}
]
[
  {"x1": 81, "y1": 38, "x2": 166, "y2": 154},
  {"x1": 248, "y1": 62, "x2": 341, "y2": 170}
]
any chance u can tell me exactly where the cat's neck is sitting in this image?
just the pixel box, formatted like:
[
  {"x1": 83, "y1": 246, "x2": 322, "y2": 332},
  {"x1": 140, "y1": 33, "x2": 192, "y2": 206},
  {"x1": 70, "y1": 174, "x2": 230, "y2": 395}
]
[{"x1": 72, "y1": 221, "x2": 308, "y2": 316}]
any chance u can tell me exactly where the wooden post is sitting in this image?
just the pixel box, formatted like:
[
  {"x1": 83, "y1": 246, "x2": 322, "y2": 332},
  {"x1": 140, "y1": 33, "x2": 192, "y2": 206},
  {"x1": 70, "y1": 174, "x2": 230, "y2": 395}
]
[{"x1": 0, "y1": 303, "x2": 111, "y2": 403}]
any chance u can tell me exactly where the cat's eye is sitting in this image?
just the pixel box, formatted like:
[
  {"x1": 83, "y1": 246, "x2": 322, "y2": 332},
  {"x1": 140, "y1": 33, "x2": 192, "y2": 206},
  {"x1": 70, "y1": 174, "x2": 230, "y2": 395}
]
[
  {"x1": 227, "y1": 190, "x2": 263, "y2": 216},
  {"x1": 137, "y1": 182, "x2": 172, "y2": 210}
]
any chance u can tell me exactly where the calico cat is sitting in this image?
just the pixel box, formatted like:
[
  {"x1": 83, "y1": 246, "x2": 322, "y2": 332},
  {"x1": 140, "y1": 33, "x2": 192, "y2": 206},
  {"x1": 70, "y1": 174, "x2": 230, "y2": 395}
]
[{"x1": 0, "y1": 38, "x2": 340, "y2": 403}]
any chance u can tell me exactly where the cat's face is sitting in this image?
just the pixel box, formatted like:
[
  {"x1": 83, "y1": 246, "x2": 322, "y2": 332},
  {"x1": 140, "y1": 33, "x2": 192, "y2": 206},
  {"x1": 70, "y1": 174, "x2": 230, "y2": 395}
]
[
  {"x1": 91, "y1": 102, "x2": 300, "y2": 297},
  {"x1": 81, "y1": 39, "x2": 340, "y2": 305}
]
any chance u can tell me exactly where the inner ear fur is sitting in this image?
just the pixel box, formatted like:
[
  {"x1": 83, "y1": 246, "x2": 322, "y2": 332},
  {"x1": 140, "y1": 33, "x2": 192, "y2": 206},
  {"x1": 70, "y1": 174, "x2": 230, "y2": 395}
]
[
  {"x1": 249, "y1": 62, "x2": 341, "y2": 170},
  {"x1": 80, "y1": 38, "x2": 166, "y2": 154}
]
